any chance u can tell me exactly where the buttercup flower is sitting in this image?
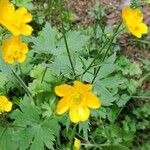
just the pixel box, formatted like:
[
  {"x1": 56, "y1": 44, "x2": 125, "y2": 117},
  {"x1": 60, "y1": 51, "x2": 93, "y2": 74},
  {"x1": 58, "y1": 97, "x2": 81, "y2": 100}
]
[
  {"x1": 55, "y1": 81, "x2": 101, "y2": 123},
  {"x1": 74, "y1": 138, "x2": 80, "y2": 150},
  {"x1": 1, "y1": 36, "x2": 28, "y2": 64},
  {"x1": 0, "y1": 96, "x2": 12, "y2": 113},
  {"x1": 122, "y1": 6, "x2": 148, "y2": 38},
  {"x1": 0, "y1": 0, "x2": 33, "y2": 36}
]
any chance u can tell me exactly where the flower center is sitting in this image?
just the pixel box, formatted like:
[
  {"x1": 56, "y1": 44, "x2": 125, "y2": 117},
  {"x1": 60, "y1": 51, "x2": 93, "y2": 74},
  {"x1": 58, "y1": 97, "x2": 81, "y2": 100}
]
[{"x1": 71, "y1": 93, "x2": 82, "y2": 105}]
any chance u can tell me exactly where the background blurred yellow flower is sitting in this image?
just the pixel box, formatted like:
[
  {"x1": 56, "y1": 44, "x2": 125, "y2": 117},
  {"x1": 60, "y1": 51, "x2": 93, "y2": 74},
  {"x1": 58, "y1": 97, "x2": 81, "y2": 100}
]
[
  {"x1": 0, "y1": 0, "x2": 33, "y2": 36},
  {"x1": 0, "y1": 96, "x2": 12, "y2": 113},
  {"x1": 122, "y1": 6, "x2": 148, "y2": 38},
  {"x1": 55, "y1": 81, "x2": 101, "y2": 123},
  {"x1": 1, "y1": 36, "x2": 29, "y2": 64},
  {"x1": 74, "y1": 138, "x2": 80, "y2": 150}
]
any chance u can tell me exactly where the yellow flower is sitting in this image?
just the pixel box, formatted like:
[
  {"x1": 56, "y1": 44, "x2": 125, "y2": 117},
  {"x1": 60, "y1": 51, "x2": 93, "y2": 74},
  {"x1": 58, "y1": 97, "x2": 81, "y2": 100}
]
[
  {"x1": 122, "y1": 6, "x2": 148, "y2": 38},
  {"x1": 1, "y1": 36, "x2": 28, "y2": 64},
  {"x1": 0, "y1": 96, "x2": 12, "y2": 113},
  {"x1": 0, "y1": 0, "x2": 33, "y2": 36},
  {"x1": 74, "y1": 138, "x2": 80, "y2": 150},
  {"x1": 55, "y1": 81, "x2": 101, "y2": 123}
]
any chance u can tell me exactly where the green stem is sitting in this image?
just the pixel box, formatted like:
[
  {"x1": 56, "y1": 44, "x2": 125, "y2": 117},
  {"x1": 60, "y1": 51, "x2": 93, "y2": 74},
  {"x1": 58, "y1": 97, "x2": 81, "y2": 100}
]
[
  {"x1": 81, "y1": 142, "x2": 110, "y2": 148},
  {"x1": 70, "y1": 124, "x2": 77, "y2": 150},
  {"x1": 81, "y1": 39, "x2": 109, "y2": 76},
  {"x1": 91, "y1": 22, "x2": 122, "y2": 83},
  {"x1": 81, "y1": 22, "x2": 123, "y2": 78},
  {"x1": 10, "y1": 67, "x2": 35, "y2": 105},
  {"x1": 41, "y1": 66, "x2": 48, "y2": 83},
  {"x1": 0, "y1": 127, "x2": 7, "y2": 139},
  {"x1": 131, "y1": 95, "x2": 150, "y2": 99},
  {"x1": 132, "y1": 39, "x2": 150, "y2": 44},
  {"x1": 60, "y1": 1, "x2": 76, "y2": 79},
  {"x1": 139, "y1": 72, "x2": 150, "y2": 85},
  {"x1": 61, "y1": 23, "x2": 76, "y2": 78},
  {"x1": 18, "y1": 63, "x2": 23, "y2": 75}
]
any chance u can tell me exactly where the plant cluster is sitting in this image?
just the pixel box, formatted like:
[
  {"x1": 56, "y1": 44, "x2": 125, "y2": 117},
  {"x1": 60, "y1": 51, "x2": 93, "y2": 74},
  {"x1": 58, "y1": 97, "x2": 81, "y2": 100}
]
[{"x1": 0, "y1": 0, "x2": 149, "y2": 150}]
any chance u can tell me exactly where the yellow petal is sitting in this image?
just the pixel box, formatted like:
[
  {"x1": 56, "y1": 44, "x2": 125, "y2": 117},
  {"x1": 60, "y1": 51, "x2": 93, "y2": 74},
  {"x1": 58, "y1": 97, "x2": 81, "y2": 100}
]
[
  {"x1": 78, "y1": 105, "x2": 90, "y2": 122},
  {"x1": 4, "y1": 101, "x2": 12, "y2": 112},
  {"x1": 55, "y1": 84, "x2": 74, "y2": 97},
  {"x1": 74, "y1": 81, "x2": 92, "y2": 92},
  {"x1": 69, "y1": 106, "x2": 80, "y2": 123},
  {"x1": 133, "y1": 9, "x2": 143, "y2": 22},
  {"x1": 2, "y1": 54, "x2": 14, "y2": 64},
  {"x1": 56, "y1": 97, "x2": 70, "y2": 115},
  {"x1": 0, "y1": 0, "x2": 15, "y2": 21},
  {"x1": 122, "y1": 6, "x2": 132, "y2": 21},
  {"x1": 2, "y1": 22, "x2": 21, "y2": 36},
  {"x1": 74, "y1": 138, "x2": 80, "y2": 150},
  {"x1": 17, "y1": 54, "x2": 26, "y2": 63},
  {"x1": 122, "y1": 6, "x2": 148, "y2": 38},
  {"x1": 21, "y1": 25, "x2": 33, "y2": 36},
  {"x1": 15, "y1": 7, "x2": 32, "y2": 23},
  {"x1": 86, "y1": 92, "x2": 101, "y2": 109},
  {"x1": 21, "y1": 43, "x2": 29, "y2": 54},
  {"x1": 1, "y1": 35, "x2": 28, "y2": 64},
  {"x1": 0, "y1": 96, "x2": 12, "y2": 112},
  {"x1": 139, "y1": 23, "x2": 148, "y2": 34},
  {"x1": 129, "y1": 23, "x2": 148, "y2": 38}
]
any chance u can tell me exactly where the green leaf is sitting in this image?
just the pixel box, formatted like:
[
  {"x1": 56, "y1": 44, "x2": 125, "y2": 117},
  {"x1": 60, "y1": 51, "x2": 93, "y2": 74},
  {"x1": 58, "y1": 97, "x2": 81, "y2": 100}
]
[
  {"x1": 41, "y1": 102, "x2": 53, "y2": 118},
  {"x1": 127, "y1": 79, "x2": 139, "y2": 94},
  {"x1": 13, "y1": 127, "x2": 34, "y2": 150},
  {"x1": 91, "y1": 107, "x2": 107, "y2": 119},
  {"x1": 97, "y1": 54, "x2": 117, "y2": 80},
  {"x1": 49, "y1": 54, "x2": 74, "y2": 75},
  {"x1": 10, "y1": 99, "x2": 59, "y2": 150},
  {"x1": 0, "y1": 53, "x2": 13, "y2": 79},
  {"x1": 121, "y1": 63, "x2": 142, "y2": 76},
  {"x1": 103, "y1": 53, "x2": 117, "y2": 64},
  {"x1": 107, "y1": 107, "x2": 120, "y2": 122},
  {"x1": 79, "y1": 121, "x2": 90, "y2": 141},
  {"x1": 141, "y1": 59, "x2": 150, "y2": 71},
  {"x1": 32, "y1": 22, "x2": 58, "y2": 54},
  {"x1": 11, "y1": 99, "x2": 40, "y2": 126},
  {"x1": 0, "y1": 72, "x2": 8, "y2": 88},
  {"x1": 0, "y1": 126, "x2": 18, "y2": 150},
  {"x1": 94, "y1": 82, "x2": 116, "y2": 106},
  {"x1": 28, "y1": 79, "x2": 51, "y2": 95},
  {"x1": 98, "y1": 64, "x2": 116, "y2": 79},
  {"x1": 100, "y1": 75, "x2": 125, "y2": 88},
  {"x1": 12, "y1": 0, "x2": 34, "y2": 10},
  {"x1": 19, "y1": 51, "x2": 34, "y2": 75},
  {"x1": 0, "y1": 53, "x2": 18, "y2": 90},
  {"x1": 116, "y1": 94, "x2": 130, "y2": 107},
  {"x1": 57, "y1": 31, "x2": 89, "y2": 54},
  {"x1": 30, "y1": 63, "x2": 58, "y2": 82}
]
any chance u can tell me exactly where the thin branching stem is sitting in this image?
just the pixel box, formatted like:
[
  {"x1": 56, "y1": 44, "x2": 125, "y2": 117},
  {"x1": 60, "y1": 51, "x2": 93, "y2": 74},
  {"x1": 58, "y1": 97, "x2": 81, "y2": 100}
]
[
  {"x1": 10, "y1": 67, "x2": 35, "y2": 105},
  {"x1": 70, "y1": 124, "x2": 77, "y2": 150},
  {"x1": 131, "y1": 95, "x2": 150, "y2": 99},
  {"x1": 91, "y1": 22, "x2": 123, "y2": 83},
  {"x1": 59, "y1": 0, "x2": 76, "y2": 79},
  {"x1": 81, "y1": 142, "x2": 110, "y2": 148},
  {"x1": 81, "y1": 39, "x2": 109, "y2": 76},
  {"x1": 61, "y1": 22, "x2": 76, "y2": 78},
  {"x1": 81, "y1": 22, "x2": 123, "y2": 80},
  {"x1": 41, "y1": 66, "x2": 48, "y2": 83}
]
